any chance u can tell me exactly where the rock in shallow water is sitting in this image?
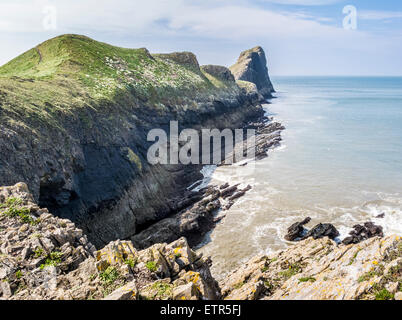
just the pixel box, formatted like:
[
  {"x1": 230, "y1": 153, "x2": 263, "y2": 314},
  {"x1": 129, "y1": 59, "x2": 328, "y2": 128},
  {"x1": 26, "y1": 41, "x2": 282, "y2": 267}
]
[
  {"x1": 284, "y1": 217, "x2": 311, "y2": 241},
  {"x1": 342, "y1": 222, "x2": 384, "y2": 245},
  {"x1": 301, "y1": 223, "x2": 340, "y2": 241}
]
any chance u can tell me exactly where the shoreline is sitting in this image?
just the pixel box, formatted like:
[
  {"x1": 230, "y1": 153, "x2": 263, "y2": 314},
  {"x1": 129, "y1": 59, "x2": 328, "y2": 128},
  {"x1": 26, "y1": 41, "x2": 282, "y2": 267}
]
[{"x1": 131, "y1": 103, "x2": 286, "y2": 250}]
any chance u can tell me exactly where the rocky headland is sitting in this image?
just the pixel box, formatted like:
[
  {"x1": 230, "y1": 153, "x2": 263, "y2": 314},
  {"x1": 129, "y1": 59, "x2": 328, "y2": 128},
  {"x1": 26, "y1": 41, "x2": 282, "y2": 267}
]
[
  {"x1": 0, "y1": 35, "x2": 274, "y2": 249},
  {"x1": 0, "y1": 35, "x2": 400, "y2": 300}
]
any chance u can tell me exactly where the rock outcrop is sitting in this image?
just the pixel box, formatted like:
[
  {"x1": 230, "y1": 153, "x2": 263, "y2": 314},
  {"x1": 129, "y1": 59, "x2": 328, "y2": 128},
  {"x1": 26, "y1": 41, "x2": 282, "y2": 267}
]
[
  {"x1": 230, "y1": 46, "x2": 275, "y2": 99},
  {"x1": 131, "y1": 183, "x2": 252, "y2": 249},
  {"x1": 0, "y1": 35, "x2": 272, "y2": 248},
  {"x1": 1, "y1": 183, "x2": 400, "y2": 300},
  {"x1": 220, "y1": 235, "x2": 401, "y2": 300},
  {"x1": 0, "y1": 183, "x2": 219, "y2": 300},
  {"x1": 342, "y1": 222, "x2": 384, "y2": 245}
]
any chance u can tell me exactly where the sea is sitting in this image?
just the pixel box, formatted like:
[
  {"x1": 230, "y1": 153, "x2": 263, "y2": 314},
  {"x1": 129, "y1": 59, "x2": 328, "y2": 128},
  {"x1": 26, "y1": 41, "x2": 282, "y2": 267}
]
[{"x1": 196, "y1": 76, "x2": 402, "y2": 280}]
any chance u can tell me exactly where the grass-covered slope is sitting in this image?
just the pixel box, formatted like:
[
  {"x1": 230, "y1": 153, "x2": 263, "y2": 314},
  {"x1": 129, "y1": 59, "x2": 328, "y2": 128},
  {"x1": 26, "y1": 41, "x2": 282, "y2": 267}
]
[{"x1": 0, "y1": 34, "x2": 238, "y2": 134}]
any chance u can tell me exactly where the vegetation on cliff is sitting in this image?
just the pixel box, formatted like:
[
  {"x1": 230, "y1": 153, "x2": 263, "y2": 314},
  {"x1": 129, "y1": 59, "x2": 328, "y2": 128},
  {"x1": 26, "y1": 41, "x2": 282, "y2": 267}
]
[{"x1": 0, "y1": 34, "x2": 239, "y2": 134}]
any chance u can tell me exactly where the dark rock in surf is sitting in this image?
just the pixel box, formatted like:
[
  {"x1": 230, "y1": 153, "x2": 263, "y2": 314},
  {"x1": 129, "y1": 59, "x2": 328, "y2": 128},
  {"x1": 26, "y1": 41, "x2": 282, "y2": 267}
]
[
  {"x1": 301, "y1": 223, "x2": 340, "y2": 241},
  {"x1": 285, "y1": 217, "x2": 311, "y2": 241},
  {"x1": 342, "y1": 221, "x2": 384, "y2": 245}
]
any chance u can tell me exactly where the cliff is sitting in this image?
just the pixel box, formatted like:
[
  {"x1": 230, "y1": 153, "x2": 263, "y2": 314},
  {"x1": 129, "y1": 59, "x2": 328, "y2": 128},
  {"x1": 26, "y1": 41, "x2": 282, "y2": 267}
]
[
  {"x1": 0, "y1": 35, "x2": 268, "y2": 248},
  {"x1": 0, "y1": 183, "x2": 400, "y2": 300},
  {"x1": 230, "y1": 46, "x2": 275, "y2": 99}
]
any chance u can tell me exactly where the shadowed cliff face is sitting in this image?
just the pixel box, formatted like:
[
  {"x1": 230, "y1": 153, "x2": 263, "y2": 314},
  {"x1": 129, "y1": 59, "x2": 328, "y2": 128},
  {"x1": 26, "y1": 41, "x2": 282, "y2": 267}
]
[
  {"x1": 0, "y1": 35, "x2": 270, "y2": 248},
  {"x1": 230, "y1": 46, "x2": 275, "y2": 99}
]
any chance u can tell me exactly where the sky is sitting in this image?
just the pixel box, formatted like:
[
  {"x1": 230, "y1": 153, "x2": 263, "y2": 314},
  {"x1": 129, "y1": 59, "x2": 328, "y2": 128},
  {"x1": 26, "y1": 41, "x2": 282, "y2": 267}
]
[{"x1": 0, "y1": 0, "x2": 401, "y2": 75}]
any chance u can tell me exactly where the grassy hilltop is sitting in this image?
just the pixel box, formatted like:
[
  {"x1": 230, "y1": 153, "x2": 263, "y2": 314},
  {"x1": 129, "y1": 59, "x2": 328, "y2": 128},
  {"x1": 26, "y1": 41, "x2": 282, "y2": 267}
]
[{"x1": 0, "y1": 34, "x2": 238, "y2": 134}]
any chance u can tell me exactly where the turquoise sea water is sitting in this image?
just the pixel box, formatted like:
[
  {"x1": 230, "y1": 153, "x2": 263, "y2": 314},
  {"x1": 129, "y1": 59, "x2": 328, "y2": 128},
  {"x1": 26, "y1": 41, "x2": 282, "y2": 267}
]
[{"x1": 197, "y1": 76, "x2": 402, "y2": 278}]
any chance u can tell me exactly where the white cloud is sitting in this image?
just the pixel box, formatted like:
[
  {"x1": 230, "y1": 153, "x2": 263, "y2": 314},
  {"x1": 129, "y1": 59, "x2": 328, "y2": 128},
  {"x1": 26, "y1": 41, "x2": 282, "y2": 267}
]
[
  {"x1": 0, "y1": 0, "x2": 401, "y2": 75},
  {"x1": 259, "y1": 0, "x2": 341, "y2": 5}
]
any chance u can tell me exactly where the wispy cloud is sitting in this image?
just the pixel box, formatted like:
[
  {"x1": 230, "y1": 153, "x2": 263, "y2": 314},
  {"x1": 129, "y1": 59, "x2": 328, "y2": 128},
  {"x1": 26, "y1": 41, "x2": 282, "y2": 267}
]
[
  {"x1": 259, "y1": 0, "x2": 342, "y2": 5},
  {"x1": 0, "y1": 0, "x2": 401, "y2": 75}
]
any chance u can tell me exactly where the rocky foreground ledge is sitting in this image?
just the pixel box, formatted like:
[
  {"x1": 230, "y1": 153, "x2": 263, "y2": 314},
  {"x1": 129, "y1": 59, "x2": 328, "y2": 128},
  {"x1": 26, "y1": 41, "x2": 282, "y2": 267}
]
[{"x1": 0, "y1": 183, "x2": 401, "y2": 300}]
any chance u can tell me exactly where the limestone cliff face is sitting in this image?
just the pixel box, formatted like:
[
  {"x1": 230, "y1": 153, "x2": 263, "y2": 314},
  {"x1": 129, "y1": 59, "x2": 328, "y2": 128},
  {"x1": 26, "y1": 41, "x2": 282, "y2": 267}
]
[
  {"x1": 230, "y1": 46, "x2": 275, "y2": 99},
  {"x1": 0, "y1": 35, "x2": 267, "y2": 248}
]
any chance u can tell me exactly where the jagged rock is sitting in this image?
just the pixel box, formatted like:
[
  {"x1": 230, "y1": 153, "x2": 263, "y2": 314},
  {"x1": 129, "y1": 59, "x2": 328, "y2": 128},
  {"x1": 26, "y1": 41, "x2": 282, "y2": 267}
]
[
  {"x1": 131, "y1": 184, "x2": 248, "y2": 249},
  {"x1": 302, "y1": 223, "x2": 340, "y2": 241},
  {"x1": 220, "y1": 183, "x2": 229, "y2": 190},
  {"x1": 285, "y1": 217, "x2": 311, "y2": 241},
  {"x1": 103, "y1": 281, "x2": 138, "y2": 300},
  {"x1": 0, "y1": 184, "x2": 219, "y2": 300},
  {"x1": 230, "y1": 46, "x2": 275, "y2": 98},
  {"x1": 220, "y1": 235, "x2": 402, "y2": 300},
  {"x1": 201, "y1": 65, "x2": 235, "y2": 82},
  {"x1": 342, "y1": 222, "x2": 384, "y2": 245},
  {"x1": 236, "y1": 80, "x2": 264, "y2": 103},
  {"x1": 172, "y1": 282, "x2": 199, "y2": 300},
  {"x1": 157, "y1": 52, "x2": 200, "y2": 70},
  {"x1": 220, "y1": 185, "x2": 239, "y2": 199}
]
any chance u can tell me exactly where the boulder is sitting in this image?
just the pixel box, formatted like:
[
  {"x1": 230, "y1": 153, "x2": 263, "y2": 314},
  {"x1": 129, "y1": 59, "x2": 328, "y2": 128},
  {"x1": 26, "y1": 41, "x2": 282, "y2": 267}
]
[
  {"x1": 285, "y1": 217, "x2": 311, "y2": 241},
  {"x1": 342, "y1": 222, "x2": 384, "y2": 245},
  {"x1": 172, "y1": 282, "x2": 199, "y2": 300},
  {"x1": 103, "y1": 281, "x2": 138, "y2": 300},
  {"x1": 302, "y1": 223, "x2": 340, "y2": 241}
]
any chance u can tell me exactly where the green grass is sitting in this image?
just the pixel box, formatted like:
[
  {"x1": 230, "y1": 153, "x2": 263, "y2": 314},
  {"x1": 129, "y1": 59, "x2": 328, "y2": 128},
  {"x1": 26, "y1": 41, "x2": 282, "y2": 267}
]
[
  {"x1": 40, "y1": 251, "x2": 63, "y2": 269},
  {"x1": 15, "y1": 270, "x2": 23, "y2": 279},
  {"x1": 99, "y1": 266, "x2": 119, "y2": 285},
  {"x1": 0, "y1": 34, "x2": 241, "y2": 145},
  {"x1": 124, "y1": 258, "x2": 137, "y2": 268},
  {"x1": 146, "y1": 261, "x2": 158, "y2": 272},
  {"x1": 0, "y1": 197, "x2": 37, "y2": 225},
  {"x1": 279, "y1": 263, "x2": 303, "y2": 280},
  {"x1": 151, "y1": 282, "x2": 173, "y2": 299},
  {"x1": 233, "y1": 281, "x2": 245, "y2": 290},
  {"x1": 298, "y1": 276, "x2": 316, "y2": 283},
  {"x1": 358, "y1": 265, "x2": 385, "y2": 283},
  {"x1": 375, "y1": 288, "x2": 394, "y2": 300}
]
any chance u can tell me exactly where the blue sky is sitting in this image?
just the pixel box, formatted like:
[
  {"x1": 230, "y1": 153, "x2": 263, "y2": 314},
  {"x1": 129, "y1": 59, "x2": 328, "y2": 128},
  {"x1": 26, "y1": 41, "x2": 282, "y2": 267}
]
[{"x1": 0, "y1": 0, "x2": 401, "y2": 75}]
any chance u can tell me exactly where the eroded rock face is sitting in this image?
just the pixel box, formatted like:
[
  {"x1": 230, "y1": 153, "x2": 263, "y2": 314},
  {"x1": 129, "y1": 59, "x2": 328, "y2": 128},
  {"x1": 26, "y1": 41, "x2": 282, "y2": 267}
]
[
  {"x1": 230, "y1": 46, "x2": 275, "y2": 99},
  {"x1": 201, "y1": 65, "x2": 236, "y2": 82},
  {"x1": 220, "y1": 235, "x2": 402, "y2": 300},
  {"x1": 0, "y1": 44, "x2": 266, "y2": 249},
  {"x1": 0, "y1": 184, "x2": 220, "y2": 300}
]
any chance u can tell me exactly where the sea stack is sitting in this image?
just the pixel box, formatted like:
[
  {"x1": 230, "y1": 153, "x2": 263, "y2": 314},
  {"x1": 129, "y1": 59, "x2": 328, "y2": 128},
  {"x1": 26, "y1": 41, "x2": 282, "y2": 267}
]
[{"x1": 230, "y1": 46, "x2": 275, "y2": 99}]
